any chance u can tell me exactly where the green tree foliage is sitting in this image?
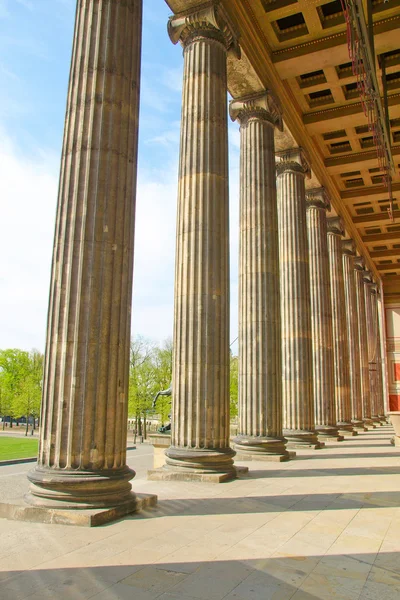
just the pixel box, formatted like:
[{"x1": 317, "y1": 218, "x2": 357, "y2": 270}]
[
  {"x1": 230, "y1": 353, "x2": 239, "y2": 419},
  {"x1": 0, "y1": 349, "x2": 43, "y2": 434},
  {"x1": 152, "y1": 339, "x2": 173, "y2": 424},
  {"x1": 128, "y1": 337, "x2": 156, "y2": 432},
  {"x1": 128, "y1": 337, "x2": 173, "y2": 431}
]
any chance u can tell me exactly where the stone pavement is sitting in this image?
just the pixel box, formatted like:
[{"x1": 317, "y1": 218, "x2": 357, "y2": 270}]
[{"x1": 0, "y1": 426, "x2": 399, "y2": 599}]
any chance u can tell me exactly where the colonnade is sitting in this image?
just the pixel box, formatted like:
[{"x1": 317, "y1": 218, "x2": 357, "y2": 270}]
[{"x1": 27, "y1": 0, "x2": 387, "y2": 506}]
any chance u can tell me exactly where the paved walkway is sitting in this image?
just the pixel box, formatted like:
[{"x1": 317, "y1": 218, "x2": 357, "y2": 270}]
[{"x1": 0, "y1": 426, "x2": 399, "y2": 599}]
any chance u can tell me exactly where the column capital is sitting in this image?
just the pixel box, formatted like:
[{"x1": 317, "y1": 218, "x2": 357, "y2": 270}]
[
  {"x1": 276, "y1": 147, "x2": 311, "y2": 178},
  {"x1": 370, "y1": 283, "x2": 378, "y2": 294},
  {"x1": 229, "y1": 90, "x2": 283, "y2": 131},
  {"x1": 168, "y1": 1, "x2": 240, "y2": 56},
  {"x1": 341, "y1": 239, "x2": 356, "y2": 256},
  {"x1": 354, "y1": 256, "x2": 365, "y2": 271},
  {"x1": 305, "y1": 187, "x2": 330, "y2": 210},
  {"x1": 327, "y1": 216, "x2": 345, "y2": 236},
  {"x1": 363, "y1": 270, "x2": 373, "y2": 283}
]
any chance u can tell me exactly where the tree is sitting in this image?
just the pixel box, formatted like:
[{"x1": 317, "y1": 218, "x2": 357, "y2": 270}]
[
  {"x1": 230, "y1": 353, "x2": 239, "y2": 420},
  {"x1": 152, "y1": 338, "x2": 173, "y2": 425},
  {"x1": 0, "y1": 349, "x2": 43, "y2": 433},
  {"x1": 128, "y1": 337, "x2": 157, "y2": 436},
  {"x1": 0, "y1": 374, "x2": 13, "y2": 430},
  {"x1": 14, "y1": 350, "x2": 43, "y2": 435}
]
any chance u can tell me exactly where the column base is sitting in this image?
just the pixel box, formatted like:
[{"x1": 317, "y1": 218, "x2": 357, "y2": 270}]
[
  {"x1": 315, "y1": 426, "x2": 344, "y2": 442},
  {"x1": 27, "y1": 464, "x2": 136, "y2": 510},
  {"x1": 148, "y1": 446, "x2": 238, "y2": 483},
  {"x1": 283, "y1": 430, "x2": 324, "y2": 449},
  {"x1": 147, "y1": 464, "x2": 247, "y2": 483},
  {"x1": 232, "y1": 436, "x2": 294, "y2": 462},
  {"x1": 371, "y1": 416, "x2": 383, "y2": 426},
  {"x1": 351, "y1": 420, "x2": 368, "y2": 432},
  {"x1": 0, "y1": 493, "x2": 157, "y2": 527},
  {"x1": 362, "y1": 418, "x2": 376, "y2": 429},
  {"x1": 337, "y1": 422, "x2": 358, "y2": 436}
]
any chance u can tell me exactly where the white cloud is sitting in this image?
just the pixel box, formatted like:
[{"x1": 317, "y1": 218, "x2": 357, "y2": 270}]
[
  {"x1": 132, "y1": 167, "x2": 178, "y2": 343},
  {"x1": 0, "y1": 114, "x2": 241, "y2": 354},
  {"x1": 0, "y1": 61, "x2": 19, "y2": 81},
  {"x1": 145, "y1": 121, "x2": 181, "y2": 147},
  {"x1": 162, "y1": 66, "x2": 183, "y2": 93},
  {"x1": 0, "y1": 129, "x2": 57, "y2": 351},
  {"x1": 0, "y1": 127, "x2": 179, "y2": 352}
]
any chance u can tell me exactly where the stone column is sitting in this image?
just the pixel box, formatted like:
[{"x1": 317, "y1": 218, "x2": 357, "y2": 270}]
[
  {"x1": 327, "y1": 218, "x2": 355, "y2": 435},
  {"x1": 364, "y1": 274, "x2": 380, "y2": 423},
  {"x1": 306, "y1": 189, "x2": 342, "y2": 441},
  {"x1": 376, "y1": 326, "x2": 385, "y2": 420},
  {"x1": 276, "y1": 148, "x2": 322, "y2": 449},
  {"x1": 27, "y1": 0, "x2": 144, "y2": 512},
  {"x1": 376, "y1": 288, "x2": 388, "y2": 418},
  {"x1": 370, "y1": 282, "x2": 385, "y2": 422},
  {"x1": 354, "y1": 257, "x2": 374, "y2": 426},
  {"x1": 342, "y1": 240, "x2": 366, "y2": 430},
  {"x1": 152, "y1": 4, "x2": 240, "y2": 482},
  {"x1": 229, "y1": 92, "x2": 289, "y2": 462}
]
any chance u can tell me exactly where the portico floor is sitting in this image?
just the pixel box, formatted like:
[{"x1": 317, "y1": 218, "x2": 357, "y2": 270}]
[{"x1": 0, "y1": 425, "x2": 399, "y2": 599}]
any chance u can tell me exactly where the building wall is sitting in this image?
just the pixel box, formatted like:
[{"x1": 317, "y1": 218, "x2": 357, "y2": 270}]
[{"x1": 385, "y1": 302, "x2": 400, "y2": 411}]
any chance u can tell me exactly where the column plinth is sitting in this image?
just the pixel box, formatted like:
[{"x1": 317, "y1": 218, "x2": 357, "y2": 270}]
[
  {"x1": 306, "y1": 190, "x2": 342, "y2": 442},
  {"x1": 354, "y1": 257, "x2": 374, "y2": 427},
  {"x1": 342, "y1": 240, "x2": 367, "y2": 431},
  {"x1": 327, "y1": 218, "x2": 356, "y2": 436},
  {"x1": 149, "y1": 5, "x2": 240, "y2": 482},
  {"x1": 229, "y1": 92, "x2": 290, "y2": 462},
  {"x1": 26, "y1": 0, "x2": 144, "y2": 511},
  {"x1": 277, "y1": 149, "x2": 322, "y2": 449}
]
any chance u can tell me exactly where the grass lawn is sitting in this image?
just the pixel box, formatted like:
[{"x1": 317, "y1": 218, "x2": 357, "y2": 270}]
[{"x1": 0, "y1": 437, "x2": 38, "y2": 461}]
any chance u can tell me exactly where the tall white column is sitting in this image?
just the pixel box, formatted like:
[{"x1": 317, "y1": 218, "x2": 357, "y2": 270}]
[
  {"x1": 230, "y1": 92, "x2": 289, "y2": 461},
  {"x1": 364, "y1": 273, "x2": 381, "y2": 424},
  {"x1": 377, "y1": 287, "x2": 389, "y2": 418},
  {"x1": 354, "y1": 257, "x2": 373, "y2": 426},
  {"x1": 306, "y1": 189, "x2": 341, "y2": 441},
  {"x1": 153, "y1": 4, "x2": 240, "y2": 482},
  {"x1": 342, "y1": 239, "x2": 366, "y2": 430},
  {"x1": 27, "y1": 0, "x2": 143, "y2": 510},
  {"x1": 327, "y1": 218, "x2": 356, "y2": 435},
  {"x1": 276, "y1": 148, "x2": 322, "y2": 449}
]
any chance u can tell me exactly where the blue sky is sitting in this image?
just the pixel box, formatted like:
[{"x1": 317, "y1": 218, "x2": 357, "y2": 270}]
[{"x1": 0, "y1": 0, "x2": 240, "y2": 352}]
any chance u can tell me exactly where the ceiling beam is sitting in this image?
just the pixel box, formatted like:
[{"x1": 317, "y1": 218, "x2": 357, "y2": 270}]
[
  {"x1": 341, "y1": 182, "x2": 400, "y2": 200},
  {"x1": 370, "y1": 249, "x2": 400, "y2": 258},
  {"x1": 377, "y1": 263, "x2": 400, "y2": 271},
  {"x1": 362, "y1": 231, "x2": 400, "y2": 242},
  {"x1": 352, "y1": 210, "x2": 400, "y2": 224},
  {"x1": 325, "y1": 146, "x2": 400, "y2": 171}
]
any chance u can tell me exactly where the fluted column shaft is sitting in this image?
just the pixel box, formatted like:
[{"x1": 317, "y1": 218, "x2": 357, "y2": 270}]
[
  {"x1": 28, "y1": 0, "x2": 142, "y2": 508},
  {"x1": 370, "y1": 284, "x2": 381, "y2": 420},
  {"x1": 306, "y1": 191, "x2": 340, "y2": 439},
  {"x1": 376, "y1": 291, "x2": 387, "y2": 417},
  {"x1": 327, "y1": 219, "x2": 354, "y2": 433},
  {"x1": 229, "y1": 93, "x2": 287, "y2": 460},
  {"x1": 164, "y1": 6, "x2": 239, "y2": 479},
  {"x1": 365, "y1": 278, "x2": 379, "y2": 421},
  {"x1": 277, "y1": 149, "x2": 320, "y2": 449},
  {"x1": 342, "y1": 241, "x2": 364, "y2": 426},
  {"x1": 354, "y1": 259, "x2": 372, "y2": 423}
]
